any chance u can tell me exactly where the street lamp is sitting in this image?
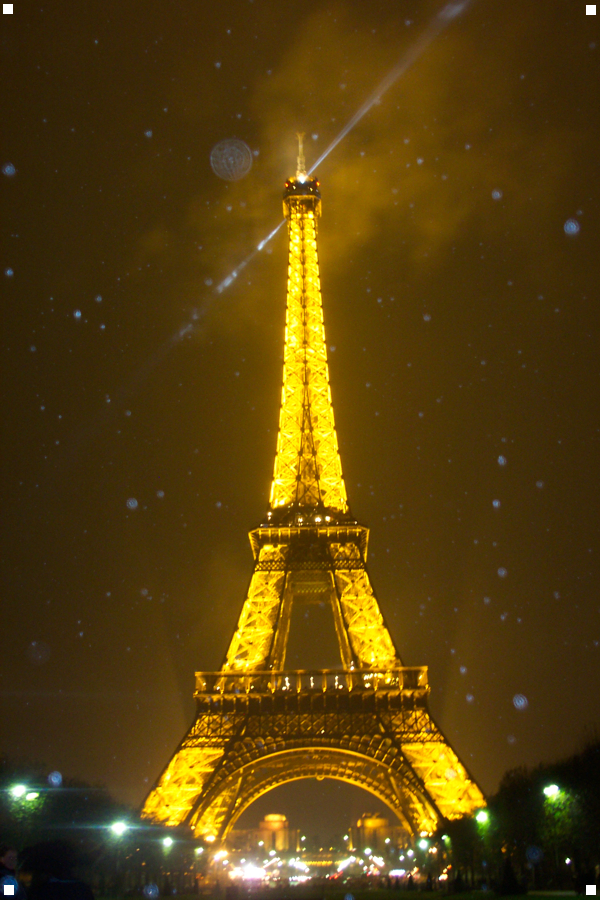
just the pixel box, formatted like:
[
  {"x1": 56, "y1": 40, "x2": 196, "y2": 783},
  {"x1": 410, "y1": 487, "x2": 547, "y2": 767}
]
[
  {"x1": 543, "y1": 784, "x2": 560, "y2": 798},
  {"x1": 163, "y1": 837, "x2": 173, "y2": 848},
  {"x1": 10, "y1": 785, "x2": 27, "y2": 798},
  {"x1": 476, "y1": 810, "x2": 489, "y2": 824},
  {"x1": 111, "y1": 822, "x2": 129, "y2": 836}
]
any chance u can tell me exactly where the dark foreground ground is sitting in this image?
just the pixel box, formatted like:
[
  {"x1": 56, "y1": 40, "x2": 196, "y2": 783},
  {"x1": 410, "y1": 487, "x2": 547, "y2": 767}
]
[{"x1": 115, "y1": 890, "x2": 577, "y2": 900}]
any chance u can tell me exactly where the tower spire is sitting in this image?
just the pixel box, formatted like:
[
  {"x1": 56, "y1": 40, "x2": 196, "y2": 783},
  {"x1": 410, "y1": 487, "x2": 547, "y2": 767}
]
[{"x1": 296, "y1": 131, "x2": 306, "y2": 178}]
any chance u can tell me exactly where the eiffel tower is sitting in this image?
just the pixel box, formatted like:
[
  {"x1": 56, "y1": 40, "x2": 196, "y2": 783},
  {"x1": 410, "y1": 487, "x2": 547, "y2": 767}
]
[{"x1": 142, "y1": 137, "x2": 485, "y2": 842}]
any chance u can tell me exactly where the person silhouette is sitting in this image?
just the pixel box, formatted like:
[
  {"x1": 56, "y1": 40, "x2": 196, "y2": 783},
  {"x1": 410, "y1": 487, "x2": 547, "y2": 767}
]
[{"x1": 0, "y1": 846, "x2": 27, "y2": 900}]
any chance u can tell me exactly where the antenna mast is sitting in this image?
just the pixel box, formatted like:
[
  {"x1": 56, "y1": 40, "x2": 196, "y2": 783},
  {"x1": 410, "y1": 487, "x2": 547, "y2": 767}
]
[{"x1": 296, "y1": 132, "x2": 306, "y2": 178}]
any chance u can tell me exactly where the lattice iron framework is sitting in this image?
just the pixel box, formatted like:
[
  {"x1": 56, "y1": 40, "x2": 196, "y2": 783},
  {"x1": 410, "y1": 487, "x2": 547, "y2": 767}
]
[{"x1": 142, "y1": 144, "x2": 485, "y2": 841}]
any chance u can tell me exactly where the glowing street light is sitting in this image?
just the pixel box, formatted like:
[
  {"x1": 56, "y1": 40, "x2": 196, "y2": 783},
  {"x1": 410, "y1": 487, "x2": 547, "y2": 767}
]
[
  {"x1": 418, "y1": 839, "x2": 429, "y2": 850},
  {"x1": 543, "y1": 784, "x2": 560, "y2": 798},
  {"x1": 476, "y1": 810, "x2": 489, "y2": 824},
  {"x1": 10, "y1": 785, "x2": 27, "y2": 798},
  {"x1": 25, "y1": 792, "x2": 40, "y2": 801},
  {"x1": 162, "y1": 837, "x2": 173, "y2": 848},
  {"x1": 110, "y1": 822, "x2": 129, "y2": 836}
]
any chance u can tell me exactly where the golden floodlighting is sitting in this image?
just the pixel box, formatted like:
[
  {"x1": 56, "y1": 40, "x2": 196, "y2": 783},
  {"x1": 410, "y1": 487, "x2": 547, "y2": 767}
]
[{"x1": 141, "y1": 154, "x2": 485, "y2": 842}]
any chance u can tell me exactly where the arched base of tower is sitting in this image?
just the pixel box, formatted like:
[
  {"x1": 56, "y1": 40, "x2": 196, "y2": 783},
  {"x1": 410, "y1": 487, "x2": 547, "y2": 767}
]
[
  {"x1": 188, "y1": 745, "x2": 437, "y2": 841},
  {"x1": 141, "y1": 676, "x2": 485, "y2": 841}
]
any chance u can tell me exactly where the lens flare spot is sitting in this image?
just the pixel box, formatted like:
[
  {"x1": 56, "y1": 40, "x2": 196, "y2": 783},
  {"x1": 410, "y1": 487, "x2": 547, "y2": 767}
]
[{"x1": 564, "y1": 218, "x2": 580, "y2": 235}]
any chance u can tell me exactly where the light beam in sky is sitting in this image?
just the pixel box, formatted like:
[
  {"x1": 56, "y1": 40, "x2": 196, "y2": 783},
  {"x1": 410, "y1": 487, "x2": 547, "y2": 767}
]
[
  {"x1": 308, "y1": 0, "x2": 473, "y2": 174},
  {"x1": 149, "y1": 0, "x2": 475, "y2": 363}
]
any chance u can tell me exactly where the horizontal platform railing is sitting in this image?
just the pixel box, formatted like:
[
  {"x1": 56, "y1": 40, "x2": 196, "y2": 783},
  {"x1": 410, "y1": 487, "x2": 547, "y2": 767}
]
[{"x1": 194, "y1": 667, "x2": 428, "y2": 695}]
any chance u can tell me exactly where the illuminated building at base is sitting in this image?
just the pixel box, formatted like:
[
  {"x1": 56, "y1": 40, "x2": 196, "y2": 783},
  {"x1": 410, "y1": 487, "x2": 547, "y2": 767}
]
[{"x1": 228, "y1": 813, "x2": 299, "y2": 853}]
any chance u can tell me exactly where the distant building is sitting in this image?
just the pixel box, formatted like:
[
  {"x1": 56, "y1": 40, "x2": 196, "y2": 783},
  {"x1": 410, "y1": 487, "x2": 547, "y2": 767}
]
[
  {"x1": 228, "y1": 813, "x2": 299, "y2": 852},
  {"x1": 350, "y1": 813, "x2": 410, "y2": 851}
]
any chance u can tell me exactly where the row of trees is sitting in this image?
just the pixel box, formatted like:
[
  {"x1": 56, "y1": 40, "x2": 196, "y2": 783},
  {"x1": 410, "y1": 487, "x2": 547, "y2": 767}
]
[
  {"x1": 439, "y1": 733, "x2": 600, "y2": 891},
  {"x1": 0, "y1": 754, "x2": 207, "y2": 896}
]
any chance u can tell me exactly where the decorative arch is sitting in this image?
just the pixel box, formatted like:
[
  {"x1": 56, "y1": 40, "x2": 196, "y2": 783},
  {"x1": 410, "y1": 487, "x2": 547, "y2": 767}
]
[{"x1": 187, "y1": 735, "x2": 441, "y2": 841}]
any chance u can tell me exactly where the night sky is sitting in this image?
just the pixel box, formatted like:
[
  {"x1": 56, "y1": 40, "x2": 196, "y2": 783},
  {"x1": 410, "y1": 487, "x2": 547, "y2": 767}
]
[{"x1": 2, "y1": 0, "x2": 600, "y2": 840}]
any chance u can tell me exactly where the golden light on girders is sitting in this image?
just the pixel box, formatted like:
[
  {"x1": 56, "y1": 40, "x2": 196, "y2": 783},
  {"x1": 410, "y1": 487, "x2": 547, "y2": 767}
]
[{"x1": 141, "y1": 148, "x2": 485, "y2": 841}]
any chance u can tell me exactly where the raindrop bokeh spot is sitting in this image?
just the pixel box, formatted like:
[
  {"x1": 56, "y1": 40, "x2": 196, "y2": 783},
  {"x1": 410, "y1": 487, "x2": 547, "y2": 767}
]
[
  {"x1": 526, "y1": 846, "x2": 543, "y2": 864},
  {"x1": 513, "y1": 693, "x2": 528, "y2": 710},
  {"x1": 210, "y1": 139, "x2": 253, "y2": 182},
  {"x1": 48, "y1": 770, "x2": 63, "y2": 787},
  {"x1": 564, "y1": 218, "x2": 580, "y2": 235},
  {"x1": 126, "y1": 498, "x2": 138, "y2": 510}
]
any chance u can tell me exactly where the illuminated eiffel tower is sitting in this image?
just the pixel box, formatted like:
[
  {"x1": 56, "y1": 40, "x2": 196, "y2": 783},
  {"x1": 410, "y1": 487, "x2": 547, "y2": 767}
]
[{"x1": 142, "y1": 138, "x2": 485, "y2": 842}]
